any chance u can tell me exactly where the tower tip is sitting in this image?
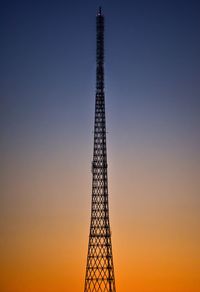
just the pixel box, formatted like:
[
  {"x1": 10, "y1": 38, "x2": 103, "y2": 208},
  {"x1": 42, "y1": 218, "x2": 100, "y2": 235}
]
[{"x1": 97, "y1": 6, "x2": 102, "y2": 16}]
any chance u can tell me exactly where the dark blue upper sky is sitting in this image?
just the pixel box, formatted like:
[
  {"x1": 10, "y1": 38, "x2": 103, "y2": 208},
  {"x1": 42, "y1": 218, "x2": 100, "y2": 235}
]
[{"x1": 1, "y1": 0, "x2": 200, "y2": 159}]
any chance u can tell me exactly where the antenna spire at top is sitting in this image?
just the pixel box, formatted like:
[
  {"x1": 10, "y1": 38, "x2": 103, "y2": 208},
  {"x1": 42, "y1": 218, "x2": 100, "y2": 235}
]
[{"x1": 98, "y1": 6, "x2": 102, "y2": 16}]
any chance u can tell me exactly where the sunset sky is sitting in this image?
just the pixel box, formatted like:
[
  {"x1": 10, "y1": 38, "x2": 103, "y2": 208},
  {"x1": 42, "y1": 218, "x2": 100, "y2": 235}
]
[{"x1": 1, "y1": 0, "x2": 200, "y2": 291}]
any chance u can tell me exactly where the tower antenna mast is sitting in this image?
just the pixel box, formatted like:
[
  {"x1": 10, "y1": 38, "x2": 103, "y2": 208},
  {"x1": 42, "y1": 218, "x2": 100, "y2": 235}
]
[{"x1": 84, "y1": 7, "x2": 116, "y2": 292}]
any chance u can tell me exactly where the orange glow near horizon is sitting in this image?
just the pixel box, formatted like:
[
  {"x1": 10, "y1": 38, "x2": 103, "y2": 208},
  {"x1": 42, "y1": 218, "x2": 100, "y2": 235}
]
[{"x1": 1, "y1": 143, "x2": 200, "y2": 292}]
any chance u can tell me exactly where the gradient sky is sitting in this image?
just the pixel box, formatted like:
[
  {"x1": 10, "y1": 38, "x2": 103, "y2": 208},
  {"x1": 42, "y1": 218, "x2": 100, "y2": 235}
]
[{"x1": 1, "y1": 0, "x2": 200, "y2": 291}]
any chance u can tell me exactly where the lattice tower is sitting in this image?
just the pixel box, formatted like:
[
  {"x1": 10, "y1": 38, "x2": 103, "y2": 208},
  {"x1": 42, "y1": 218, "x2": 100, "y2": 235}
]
[{"x1": 84, "y1": 7, "x2": 116, "y2": 292}]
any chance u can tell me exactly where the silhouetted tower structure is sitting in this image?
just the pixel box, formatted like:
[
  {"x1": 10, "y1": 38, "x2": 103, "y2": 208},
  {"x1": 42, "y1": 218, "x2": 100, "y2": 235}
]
[{"x1": 84, "y1": 7, "x2": 116, "y2": 292}]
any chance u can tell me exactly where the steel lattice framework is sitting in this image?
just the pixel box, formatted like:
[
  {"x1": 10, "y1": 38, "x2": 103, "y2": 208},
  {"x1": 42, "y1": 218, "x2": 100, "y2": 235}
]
[{"x1": 84, "y1": 7, "x2": 116, "y2": 292}]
